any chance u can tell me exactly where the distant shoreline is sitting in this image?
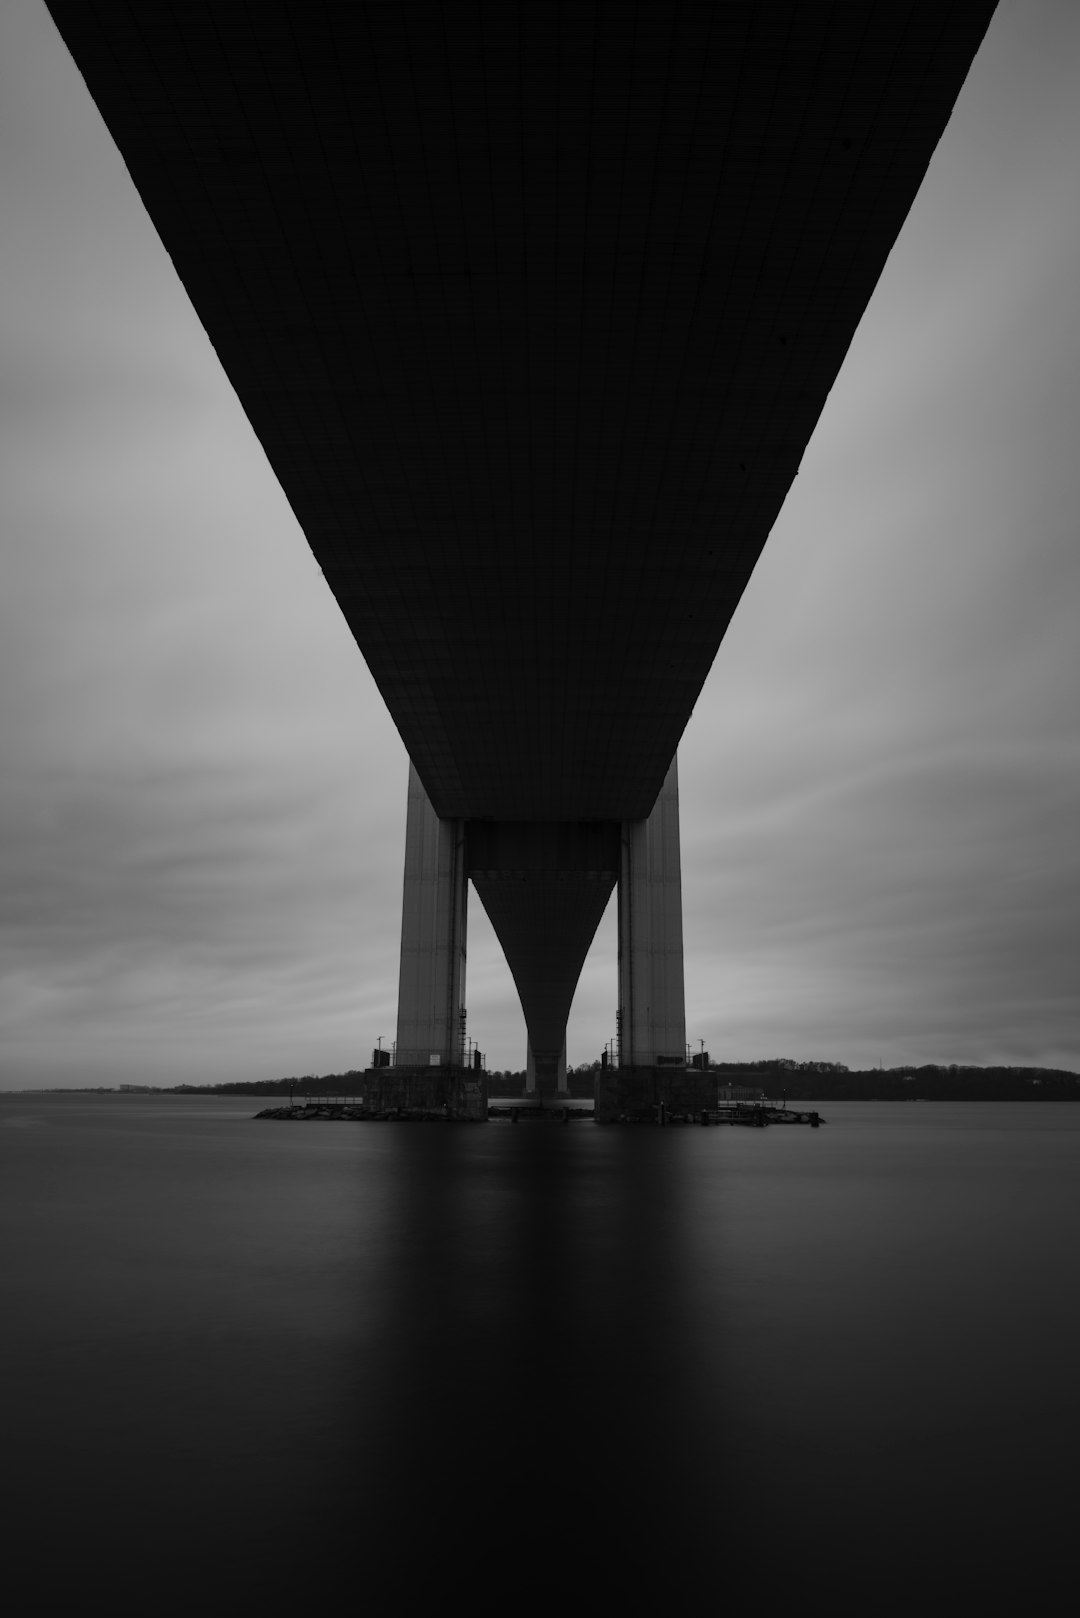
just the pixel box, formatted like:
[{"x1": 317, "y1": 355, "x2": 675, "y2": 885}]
[{"x1": 3, "y1": 1063, "x2": 1078, "y2": 1104}]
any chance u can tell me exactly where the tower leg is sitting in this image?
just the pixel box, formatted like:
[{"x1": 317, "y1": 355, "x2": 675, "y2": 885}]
[
  {"x1": 394, "y1": 762, "x2": 468, "y2": 1067},
  {"x1": 616, "y1": 754, "x2": 687, "y2": 1068}
]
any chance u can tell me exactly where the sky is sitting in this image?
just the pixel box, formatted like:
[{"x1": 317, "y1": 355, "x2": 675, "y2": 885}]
[{"x1": 1, "y1": 0, "x2": 1078, "y2": 1089}]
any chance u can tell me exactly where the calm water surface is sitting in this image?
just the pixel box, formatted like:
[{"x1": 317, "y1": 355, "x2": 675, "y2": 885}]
[{"x1": 2, "y1": 1095, "x2": 1077, "y2": 1612}]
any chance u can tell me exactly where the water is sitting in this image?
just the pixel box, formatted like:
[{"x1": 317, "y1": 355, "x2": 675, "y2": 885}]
[{"x1": 3, "y1": 1095, "x2": 1078, "y2": 1612}]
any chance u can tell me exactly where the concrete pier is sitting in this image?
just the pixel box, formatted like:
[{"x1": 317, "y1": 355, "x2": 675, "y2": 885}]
[
  {"x1": 361, "y1": 1063, "x2": 487, "y2": 1120},
  {"x1": 526, "y1": 1037, "x2": 567, "y2": 1097},
  {"x1": 595, "y1": 1064, "x2": 719, "y2": 1123}
]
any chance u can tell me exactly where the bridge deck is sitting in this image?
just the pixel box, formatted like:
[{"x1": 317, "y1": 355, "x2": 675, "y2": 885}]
[{"x1": 47, "y1": 2, "x2": 995, "y2": 821}]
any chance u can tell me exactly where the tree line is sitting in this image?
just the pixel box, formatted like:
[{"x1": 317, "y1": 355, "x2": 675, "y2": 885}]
[{"x1": 150, "y1": 1060, "x2": 1079, "y2": 1102}]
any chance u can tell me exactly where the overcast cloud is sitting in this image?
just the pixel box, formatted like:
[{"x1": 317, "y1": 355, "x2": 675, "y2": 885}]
[{"x1": 2, "y1": 1, "x2": 1078, "y2": 1088}]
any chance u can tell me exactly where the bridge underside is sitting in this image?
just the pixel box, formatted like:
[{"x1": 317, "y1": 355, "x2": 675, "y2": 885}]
[
  {"x1": 47, "y1": 4, "x2": 996, "y2": 1072},
  {"x1": 468, "y1": 818, "x2": 619, "y2": 1073},
  {"x1": 48, "y1": 2, "x2": 994, "y2": 822}
]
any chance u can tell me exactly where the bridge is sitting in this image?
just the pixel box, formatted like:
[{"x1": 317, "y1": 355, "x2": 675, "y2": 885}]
[{"x1": 47, "y1": 2, "x2": 996, "y2": 1113}]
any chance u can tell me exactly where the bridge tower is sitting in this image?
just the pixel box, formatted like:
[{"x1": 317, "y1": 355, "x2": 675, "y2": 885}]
[{"x1": 389, "y1": 755, "x2": 688, "y2": 1114}]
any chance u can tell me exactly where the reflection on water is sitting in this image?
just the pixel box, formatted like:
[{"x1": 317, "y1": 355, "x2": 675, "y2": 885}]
[{"x1": 2, "y1": 1096, "x2": 1078, "y2": 1612}]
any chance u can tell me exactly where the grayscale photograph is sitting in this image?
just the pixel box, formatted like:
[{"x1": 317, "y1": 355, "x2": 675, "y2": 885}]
[{"x1": 2, "y1": 3, "x2": 1077, "y2": 1612}]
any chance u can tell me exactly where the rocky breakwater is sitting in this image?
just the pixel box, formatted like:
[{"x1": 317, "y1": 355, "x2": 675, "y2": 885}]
[
  {"x1": 255, "y1": 1103, "x2": 366, "y2": 1121},
  {"x1": 254, "y1": 1103, "x2": 479, "y2": 1122}
]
